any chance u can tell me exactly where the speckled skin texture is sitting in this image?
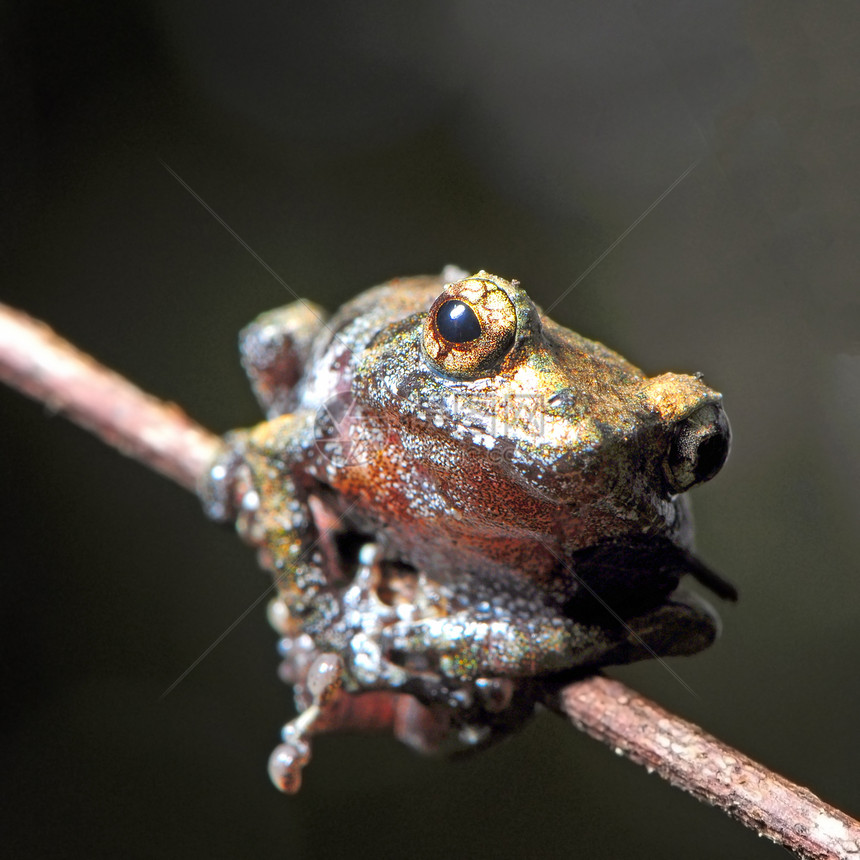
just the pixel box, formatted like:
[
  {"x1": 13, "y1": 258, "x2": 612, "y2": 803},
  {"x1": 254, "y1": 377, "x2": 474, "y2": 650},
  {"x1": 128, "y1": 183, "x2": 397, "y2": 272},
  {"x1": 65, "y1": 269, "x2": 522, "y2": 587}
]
[{"x1": 201, "y1": 271, "x2": 733, "y2": 749}]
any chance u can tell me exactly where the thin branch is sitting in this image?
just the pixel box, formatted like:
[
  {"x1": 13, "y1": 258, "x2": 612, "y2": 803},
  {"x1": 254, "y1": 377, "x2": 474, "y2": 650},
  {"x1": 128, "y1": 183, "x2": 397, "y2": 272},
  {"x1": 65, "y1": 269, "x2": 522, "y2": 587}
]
[
  {"x1": 1, "y1": 300, "x2": 858, "y2": 859},
  {"x1": 552, "y1": 677, "x2": 859, "y2": 859},
  {"x1": 0, "y1": 303, "x2": 220, "y2": 492}
]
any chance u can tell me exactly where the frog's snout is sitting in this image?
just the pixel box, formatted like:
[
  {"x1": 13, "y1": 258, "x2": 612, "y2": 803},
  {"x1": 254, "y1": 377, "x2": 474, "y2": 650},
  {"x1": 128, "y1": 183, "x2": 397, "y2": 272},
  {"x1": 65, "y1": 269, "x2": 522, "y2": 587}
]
[{"x1": 663, "y1": 402, "x2": 731, "y2": 493}]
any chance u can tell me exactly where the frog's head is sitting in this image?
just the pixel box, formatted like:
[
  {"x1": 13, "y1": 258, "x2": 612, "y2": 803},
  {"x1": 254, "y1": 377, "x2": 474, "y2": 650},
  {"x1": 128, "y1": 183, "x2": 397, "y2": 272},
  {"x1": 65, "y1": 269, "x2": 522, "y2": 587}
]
[{"x1": 357, "y1": 271, "x2": 730, "y2": 556}]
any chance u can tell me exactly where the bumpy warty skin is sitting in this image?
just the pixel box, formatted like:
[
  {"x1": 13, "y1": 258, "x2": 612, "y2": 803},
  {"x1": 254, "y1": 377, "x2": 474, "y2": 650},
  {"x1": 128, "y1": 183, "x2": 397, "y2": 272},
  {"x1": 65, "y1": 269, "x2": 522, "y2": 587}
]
[{"x1": 200, "y1": 270, "x2": 734, "y2": 756}]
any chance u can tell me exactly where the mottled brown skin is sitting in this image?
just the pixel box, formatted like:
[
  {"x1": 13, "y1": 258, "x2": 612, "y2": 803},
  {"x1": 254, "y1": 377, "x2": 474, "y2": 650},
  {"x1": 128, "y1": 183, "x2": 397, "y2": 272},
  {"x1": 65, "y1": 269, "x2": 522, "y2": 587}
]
[{"x1": 201, "y1": 270, "x2": 733, "y2": 750}]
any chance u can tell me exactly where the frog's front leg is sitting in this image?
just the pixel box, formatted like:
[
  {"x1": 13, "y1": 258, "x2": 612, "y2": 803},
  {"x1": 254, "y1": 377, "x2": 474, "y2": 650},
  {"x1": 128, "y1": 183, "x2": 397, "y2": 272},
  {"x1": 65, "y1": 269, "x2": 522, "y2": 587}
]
[
  {"x1": 377, "y1": 587, "x2": 720, "y2": 685},
  {"x1": 379, "y1": 608, "x2": 618, "y2": 683},
  {"x1": 200, "y1": 411, "x2": 339, "y2": 633},
  {"x1": 239, "y1": 300, "x2": 329, "y2": 418}
]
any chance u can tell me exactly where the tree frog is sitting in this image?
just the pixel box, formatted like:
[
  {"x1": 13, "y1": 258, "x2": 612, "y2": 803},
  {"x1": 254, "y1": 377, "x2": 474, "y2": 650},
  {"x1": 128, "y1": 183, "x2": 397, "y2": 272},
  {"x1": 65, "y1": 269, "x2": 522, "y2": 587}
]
[{"x1": 200, "y1": 268, "x2": 734, "y2": 791}]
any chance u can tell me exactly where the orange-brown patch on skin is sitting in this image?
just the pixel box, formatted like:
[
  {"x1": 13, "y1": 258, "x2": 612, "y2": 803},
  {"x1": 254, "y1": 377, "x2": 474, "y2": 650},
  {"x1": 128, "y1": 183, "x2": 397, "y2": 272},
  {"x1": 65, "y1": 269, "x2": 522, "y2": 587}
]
[{"x1": 640, "y1": 372, "x2": 722, "y2": 424}]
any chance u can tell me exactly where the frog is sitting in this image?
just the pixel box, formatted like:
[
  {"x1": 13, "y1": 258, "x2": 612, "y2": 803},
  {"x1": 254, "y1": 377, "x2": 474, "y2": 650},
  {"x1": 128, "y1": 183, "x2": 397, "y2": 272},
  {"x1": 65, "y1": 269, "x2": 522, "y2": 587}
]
[{"x1": 200, "y1": 267, "x2": 735, "y2": 791}]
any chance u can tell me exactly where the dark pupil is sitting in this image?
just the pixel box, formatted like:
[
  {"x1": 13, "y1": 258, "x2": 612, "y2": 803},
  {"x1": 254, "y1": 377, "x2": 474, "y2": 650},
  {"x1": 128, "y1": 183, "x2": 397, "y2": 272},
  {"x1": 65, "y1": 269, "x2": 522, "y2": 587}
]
[{"x1": 436, "y1": 300, "x2": 482, "y2": 343}]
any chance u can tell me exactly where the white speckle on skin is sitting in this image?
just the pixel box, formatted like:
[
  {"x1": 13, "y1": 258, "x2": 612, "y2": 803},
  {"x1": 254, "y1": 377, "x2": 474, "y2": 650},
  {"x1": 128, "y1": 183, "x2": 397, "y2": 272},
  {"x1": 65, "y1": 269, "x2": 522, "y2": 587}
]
[
  {"x1": 357, "y1": 543, "x2": 378, "y2": 566},
  {"x1": 468, "y1": 430, "x2": 495, "y2": 449}
]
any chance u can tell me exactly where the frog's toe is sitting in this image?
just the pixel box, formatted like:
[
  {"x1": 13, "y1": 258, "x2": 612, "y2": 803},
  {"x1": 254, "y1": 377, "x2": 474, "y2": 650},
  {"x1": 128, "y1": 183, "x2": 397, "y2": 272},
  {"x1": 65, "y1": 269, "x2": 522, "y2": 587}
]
[
  {"x1": 619, "y1": 587, "x2": 721, "y2": 662},
  {"x1": 240, "y1": 300, "x2": 330, "y2": 418},
  {"x1": 197, "y1": 435, "x2": 250, "y2": 523},
  {"x1": 268, "y1": 652, "x2": 345, "y2": 793}
]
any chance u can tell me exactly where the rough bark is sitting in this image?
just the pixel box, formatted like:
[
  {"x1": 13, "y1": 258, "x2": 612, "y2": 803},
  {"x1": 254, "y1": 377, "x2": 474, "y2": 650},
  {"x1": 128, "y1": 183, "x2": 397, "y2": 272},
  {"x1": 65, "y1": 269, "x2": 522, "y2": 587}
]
[{"x1": 554, "y1": 676, "x2": 860, "y2": 859}]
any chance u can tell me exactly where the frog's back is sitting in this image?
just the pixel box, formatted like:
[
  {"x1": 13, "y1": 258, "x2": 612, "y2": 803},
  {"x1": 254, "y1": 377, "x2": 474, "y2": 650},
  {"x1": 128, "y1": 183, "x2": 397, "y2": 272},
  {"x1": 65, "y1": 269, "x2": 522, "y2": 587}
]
[
  {"x1": 298, "y1": 275, "x2": 446, "y2": 410},
  {"x1": 324, "y1": 276, "x2": 447, "y2": 342}
]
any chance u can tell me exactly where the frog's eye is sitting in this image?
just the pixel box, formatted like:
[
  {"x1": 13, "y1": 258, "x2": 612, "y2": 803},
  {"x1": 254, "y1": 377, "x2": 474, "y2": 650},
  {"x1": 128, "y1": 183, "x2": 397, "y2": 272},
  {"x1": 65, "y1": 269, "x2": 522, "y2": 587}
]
[
  {"x1": 422, "y1": 276, "x2": 517, "y2": 378},
  {"x1": 436, "y1": 300, "x2": 482, "y2": 343}
]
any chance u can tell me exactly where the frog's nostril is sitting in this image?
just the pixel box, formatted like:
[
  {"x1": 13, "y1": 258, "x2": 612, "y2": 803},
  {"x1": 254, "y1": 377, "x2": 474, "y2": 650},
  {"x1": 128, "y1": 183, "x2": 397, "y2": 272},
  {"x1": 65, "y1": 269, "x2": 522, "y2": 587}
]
[{"x1": 664, "y1": 404, "x2": 731, "y2": 493}]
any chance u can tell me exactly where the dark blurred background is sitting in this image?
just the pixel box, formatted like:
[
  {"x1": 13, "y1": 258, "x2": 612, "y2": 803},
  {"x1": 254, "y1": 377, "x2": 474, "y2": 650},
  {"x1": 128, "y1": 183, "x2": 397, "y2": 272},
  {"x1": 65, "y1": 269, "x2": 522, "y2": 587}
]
[{"x1": 2, "y1": 2, "x2": 859, "y2": 858}]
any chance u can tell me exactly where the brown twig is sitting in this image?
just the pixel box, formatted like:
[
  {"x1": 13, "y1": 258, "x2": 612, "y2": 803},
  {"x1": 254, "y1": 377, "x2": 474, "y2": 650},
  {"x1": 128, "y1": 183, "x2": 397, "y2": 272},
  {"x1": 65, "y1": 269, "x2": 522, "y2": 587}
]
[
  {"x1": 554, "y1": 677, "x2": 859, "y2": 859},
  {"x1": 0, "y1": 303, "x2": 220, "y2": 492},
  {"x1": 1, "y1": 300, "x2": 858, "y2": 859}
]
